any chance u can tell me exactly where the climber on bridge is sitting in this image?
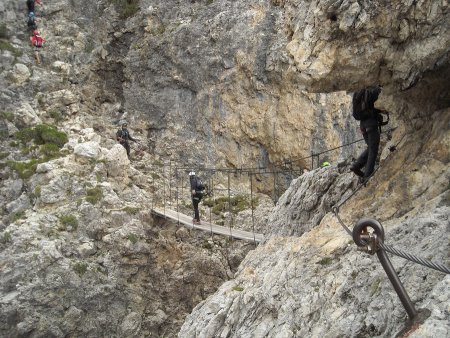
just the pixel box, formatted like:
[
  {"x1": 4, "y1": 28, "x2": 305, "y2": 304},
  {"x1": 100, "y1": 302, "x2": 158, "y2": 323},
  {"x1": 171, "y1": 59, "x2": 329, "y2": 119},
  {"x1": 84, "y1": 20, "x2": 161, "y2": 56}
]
[
  {"x1": 350, "y1": 86, "x2": 389, "y2": 182},
  {"x1": 116, "y1": 122, "x2": 138, "y2": 159},
  {"x1": 189, "y1": 171, "x2": 205, "y2": 225},
  {"x1": 30, "y1": 30, "x2": 44, "y2": 64}
]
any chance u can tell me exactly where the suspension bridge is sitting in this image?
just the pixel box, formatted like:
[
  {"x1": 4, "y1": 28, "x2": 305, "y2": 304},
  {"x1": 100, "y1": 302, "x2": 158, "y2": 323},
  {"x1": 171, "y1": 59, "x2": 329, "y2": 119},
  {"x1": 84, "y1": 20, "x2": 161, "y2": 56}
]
[{"x1": 151, "y1": 207, "x2": 264, "y2": 243}]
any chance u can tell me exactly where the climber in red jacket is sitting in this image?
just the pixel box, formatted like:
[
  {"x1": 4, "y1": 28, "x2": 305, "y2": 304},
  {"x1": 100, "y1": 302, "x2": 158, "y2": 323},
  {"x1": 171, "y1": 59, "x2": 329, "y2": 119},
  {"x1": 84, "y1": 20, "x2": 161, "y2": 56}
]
[{"x1": 30, "y1": 30, "x2": 44, "y2": 64}]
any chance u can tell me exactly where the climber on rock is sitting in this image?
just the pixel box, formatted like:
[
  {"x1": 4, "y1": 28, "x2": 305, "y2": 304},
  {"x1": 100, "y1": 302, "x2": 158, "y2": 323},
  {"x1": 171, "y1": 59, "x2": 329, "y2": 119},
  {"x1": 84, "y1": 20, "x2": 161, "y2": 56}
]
[
  {"x1": 116, "y1": 122, "x2": 138, "y2": 159},
  {"x1": 30, "y1": 29, "x2": 44, "y2": 64},
  {"x1": 350, "y1": 86, "x2": 389, "y2": 182}
]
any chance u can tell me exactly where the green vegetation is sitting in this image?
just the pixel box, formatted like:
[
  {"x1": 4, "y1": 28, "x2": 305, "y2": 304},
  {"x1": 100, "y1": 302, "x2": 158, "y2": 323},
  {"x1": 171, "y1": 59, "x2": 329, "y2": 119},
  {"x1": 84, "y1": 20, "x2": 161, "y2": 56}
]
[
  {"x1": 16, "y1": 124, "x2": 68, "y2": 148},
  {"x1": 10, "y1": 211, "x2": 26, "y2": 223},
  {"x1": 1, "y1": 111, "x2": 14, "y2": 122},
  {"x1": 154, "y1": 25, "x2": 165, "y2": 35},
  {"x1": 127, "y1": 233, "x2": 138, "y2": 244},
  {"x1": 39, "y1": 143, "x2": 61, "y2": 158},
  {"x1": 59, "y1": 214, "x2": 78, "y2": 231},
  {"x1": 73, "y1": 261, "x2": 88, "y2": 275},
  {"x1": 123, "y1": 206, "x2": 140, "y2": 215},
  {"x1": 0, "y1": 24, "x2": 8, "y2": 39},
  {"x1": 48, "y1": 110, "x2": 64, "y2": 122},
  {"x1": 232, "y1": 286, "x2": 244, "y2": 292},
  {"x1": 370, "y1": 278, "x2": 382, "y2": 296},
  {"x1": 1, "y1": 231, "x2": 12, "y2": 244},
  {"x1": 8, "y1": 125, "x2": 68, "y2": 179},
  {"x1": 110, "y1": 0, "x2": 140, "y2": 19},
  {"x1": 0, "y1": 152, "x2": 9, "y2": 160},
  {"x1": 86, "y1": 186, "x2": 103, "y2": 205},
  {"x1": 0, "y1": 40, "x2": 22, "y2": 57},
  {"x1": 203, "y1": 194, "x2": 257, "y2": 215},
  {"x1": 316, "y1": 257, "x2": 333, "y2": 266},
  {"x1": 32, "y1": 185, "x2": 41, "y2": 199},
  {"x1": 7, "y1": 159, "x2": 39, "y2": 179}
]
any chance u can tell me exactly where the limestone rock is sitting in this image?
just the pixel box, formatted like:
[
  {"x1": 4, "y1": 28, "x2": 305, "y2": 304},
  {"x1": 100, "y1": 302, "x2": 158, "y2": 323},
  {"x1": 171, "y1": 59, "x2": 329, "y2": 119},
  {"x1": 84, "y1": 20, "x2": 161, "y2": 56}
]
[
  {"x1": 6, "y1": 193, "x2": 31, "y2": 215},
  {"x1": 36, "y1": 162, "x2": 55, "y2": 174},
  {"x1": 1, "y1": 179, "x2": 23, "y2": 203},
  {"x1": 106, "y1": 144, "x2": 129, "y2": 177},
  {"x1": 40, "y1": 175, "x2": 71, "y2": 205},
  {"x1": 13, "y1": 102, "x2": 41, "y2": 128},
  {"x1": 51, "y1": 61, "x2": 72, "y2": 75},
  {"x1": 10, "y1": 63, "x2": 31, "y2": 84},
  {"x1": 120, "y1": 312, "x2": 142, "y2": 337},
  {"x1": 77, "y1": 242, "x2": 96, "y2": 258},
  {"x1": 74, "y1": 141, "x2": 101, "y2": 162}
]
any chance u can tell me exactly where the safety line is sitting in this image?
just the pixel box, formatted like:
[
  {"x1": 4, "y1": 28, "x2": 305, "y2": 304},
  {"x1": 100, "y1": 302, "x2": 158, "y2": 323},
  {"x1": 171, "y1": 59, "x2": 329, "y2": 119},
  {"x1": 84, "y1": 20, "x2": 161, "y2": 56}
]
[{"x1": 331, "y1": 131, "x2": 449, "y2": 274}]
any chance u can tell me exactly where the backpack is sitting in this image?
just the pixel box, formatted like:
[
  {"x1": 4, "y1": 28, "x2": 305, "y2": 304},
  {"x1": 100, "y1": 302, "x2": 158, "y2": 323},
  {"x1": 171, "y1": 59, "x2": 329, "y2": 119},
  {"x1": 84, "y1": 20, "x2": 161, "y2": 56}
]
[
  {"x1": 33, "y1": 35, "x2": 43, "y2": 47},
  {"x1": 195, "y1": 178, "x2": 205, "y2": 192},
  {"x1": 352, "y1": 89, "x2": 373, "y2": 121},
  {"x1": 27, "y1": 13, "x2": 37, "y2": 29}
]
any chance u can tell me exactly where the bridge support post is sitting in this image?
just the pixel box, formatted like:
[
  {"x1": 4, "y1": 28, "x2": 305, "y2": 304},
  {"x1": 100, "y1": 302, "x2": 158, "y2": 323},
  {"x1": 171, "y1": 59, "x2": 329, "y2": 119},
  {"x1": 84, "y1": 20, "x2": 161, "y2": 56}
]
[{"x1": 353, "y1": 219, "x2": 418, "y2": 321}]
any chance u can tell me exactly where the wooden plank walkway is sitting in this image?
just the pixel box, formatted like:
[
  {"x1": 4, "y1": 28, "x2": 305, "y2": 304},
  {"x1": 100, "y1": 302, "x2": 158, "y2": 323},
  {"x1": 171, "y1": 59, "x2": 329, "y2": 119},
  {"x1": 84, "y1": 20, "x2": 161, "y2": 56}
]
[{"x1": 151, "y1": 207, "x2": 264, "y2": 243}]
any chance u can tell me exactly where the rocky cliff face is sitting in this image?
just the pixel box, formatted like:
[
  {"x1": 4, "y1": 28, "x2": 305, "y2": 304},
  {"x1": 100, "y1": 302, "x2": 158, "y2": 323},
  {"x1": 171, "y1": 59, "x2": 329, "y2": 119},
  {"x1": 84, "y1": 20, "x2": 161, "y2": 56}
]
[
  {"x1": 178, "y1": 0, "x2": 450, "y2": 337},
  {"x1": 0, "y1": 0, "x2": 449, "y2": 337}
]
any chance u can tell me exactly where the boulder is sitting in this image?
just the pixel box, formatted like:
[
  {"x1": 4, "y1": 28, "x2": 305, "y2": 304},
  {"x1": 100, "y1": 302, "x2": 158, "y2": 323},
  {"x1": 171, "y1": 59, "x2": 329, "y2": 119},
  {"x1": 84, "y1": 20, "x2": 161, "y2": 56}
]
[
  {"x1": 14, "y1": 102, "x2": 42, "y2": 128},
  {"x1": 74, "y1": 141, "x2": 101, "y2": 162},
  {"x1": 10, "y1": 63, "x2": 31, "y2": 84},
  {"x1": 6, "y1": 193, "x2": 30, "y2": 214},
  {"x1": 105, "y1": 144, "x2": 129, "y2": 178}
]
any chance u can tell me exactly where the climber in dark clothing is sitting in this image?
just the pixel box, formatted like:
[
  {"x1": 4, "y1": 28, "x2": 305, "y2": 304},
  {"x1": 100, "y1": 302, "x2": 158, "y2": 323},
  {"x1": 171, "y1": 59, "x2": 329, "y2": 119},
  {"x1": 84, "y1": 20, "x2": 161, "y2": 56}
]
[
  {"x1": 350, "y1": 86, "x2": 386, "y2": 181},
  {"x1": 116, "y1": 122, "x2": 138, "y2": 159},
  {"x1": 26, "y1": 0, "x2": 42, "y2": 14},
  {"x1": 189, "y1": 171, "x2": 205, "y2": 225}
]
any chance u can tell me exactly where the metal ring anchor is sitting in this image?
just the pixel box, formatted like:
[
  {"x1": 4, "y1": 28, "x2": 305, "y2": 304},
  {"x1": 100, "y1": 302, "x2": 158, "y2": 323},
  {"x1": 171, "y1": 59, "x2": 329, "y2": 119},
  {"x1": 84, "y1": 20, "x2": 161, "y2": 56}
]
[
  {"x1": 353, "y1": 218, "x2": 384, "y2": 254},
  {"x1": 352, "y1": 218, "x2": 418, "y2": 321}
]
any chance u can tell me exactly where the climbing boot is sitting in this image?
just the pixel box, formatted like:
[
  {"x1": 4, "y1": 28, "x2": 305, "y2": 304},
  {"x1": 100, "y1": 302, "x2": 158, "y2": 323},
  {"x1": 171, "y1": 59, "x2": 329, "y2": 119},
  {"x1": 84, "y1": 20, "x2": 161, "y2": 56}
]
[{"x1": 350, "y1": 164, "x2": 364, "y2": 177}]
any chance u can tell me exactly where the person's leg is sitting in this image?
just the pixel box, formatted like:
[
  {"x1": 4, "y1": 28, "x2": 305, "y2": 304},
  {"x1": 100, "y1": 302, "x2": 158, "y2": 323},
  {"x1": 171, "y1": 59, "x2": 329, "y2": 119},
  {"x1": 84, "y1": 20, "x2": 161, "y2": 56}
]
[
  {"x1": 192, "y1": 198, "x2": 200, "y2": 222},
  {"x1": 34, "y1": 49, "x2": 41, "y2": 64},
  {"x1": 124, "y1": 142, "x2": 131, "y2": 159},
  {"x1": 363, "y1": 126, "x2": 380, "y2": 178},
  {"x1": 351, "y1": 129, "x2": 369, "y2": 177}
]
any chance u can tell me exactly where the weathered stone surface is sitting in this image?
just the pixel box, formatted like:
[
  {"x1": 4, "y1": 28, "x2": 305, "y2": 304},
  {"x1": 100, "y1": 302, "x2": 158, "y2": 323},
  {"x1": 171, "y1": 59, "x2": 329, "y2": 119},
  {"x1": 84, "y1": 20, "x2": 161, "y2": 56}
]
[
  {"x1": 5, "y1": 193, "x2": 31, "y2": 214},
  {"x1": 77, "y1": 242, "x2": 96, "y2": 258},
  {"x1": 40, "y1": 175, "x2": 72, "y2": 205},
  {"x1": 179, "y1": 201, "x2": 450, "y2": 337},
  {"x1": 73, "y1": 141, "x2": 101, "y2": 162},
  {"x1": 10, "y1": 63, "x2": 30, "y2": 84},
  {"x1": 105, "y1": 144, "x2": 129, "y2": 177},
  {"x1": 0, "y1": 0, "x2": 448, "y2": 337},
  {"x1": 13, "y1": 102, "x2": 41, "y2": 128}
]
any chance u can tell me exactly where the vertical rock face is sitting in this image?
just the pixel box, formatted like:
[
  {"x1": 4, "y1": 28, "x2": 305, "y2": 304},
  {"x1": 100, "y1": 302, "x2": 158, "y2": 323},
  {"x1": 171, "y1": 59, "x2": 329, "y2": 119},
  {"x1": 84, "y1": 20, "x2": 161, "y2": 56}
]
[
  {"x1": 110, "y1": 0, "x2": 361, "y2": 169},
  {"x1": 177, "y1": 1, "x2": 450, "y2": 337},
  {"x1": 0, "y1": 0, "x2": 449, "y2": 337}
]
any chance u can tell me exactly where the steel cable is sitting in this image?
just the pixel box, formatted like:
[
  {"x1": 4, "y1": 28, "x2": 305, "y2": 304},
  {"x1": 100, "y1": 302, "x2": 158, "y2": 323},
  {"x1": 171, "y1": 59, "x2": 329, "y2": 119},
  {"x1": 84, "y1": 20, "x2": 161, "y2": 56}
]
[
  {"x1": 332, "y1": 131, "x2": 449, "y2": 274},
  {"x1": 379, "y1": 243, "x2": 450, "y2": 274}
]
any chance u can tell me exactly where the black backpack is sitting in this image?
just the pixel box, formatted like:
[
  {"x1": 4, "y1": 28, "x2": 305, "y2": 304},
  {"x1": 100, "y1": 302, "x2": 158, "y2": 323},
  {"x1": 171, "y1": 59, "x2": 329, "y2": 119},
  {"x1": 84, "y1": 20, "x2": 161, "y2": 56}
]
[
  {"x1": 27, "y1": 13, "x2": 37, "y2": 29},
  {"x1": 352, "y1": 89, "x2": 372, "y2": 121},
  {"x1": 195, "y1": 178, "x2": 205, "y2": 192}
]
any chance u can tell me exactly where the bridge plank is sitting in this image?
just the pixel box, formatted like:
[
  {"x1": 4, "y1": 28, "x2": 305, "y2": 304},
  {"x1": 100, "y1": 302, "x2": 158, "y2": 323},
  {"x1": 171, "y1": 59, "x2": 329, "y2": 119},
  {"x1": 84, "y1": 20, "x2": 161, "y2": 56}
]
[{"x1": 151, "y1": 208, "x2": 264, "y2": 243}]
